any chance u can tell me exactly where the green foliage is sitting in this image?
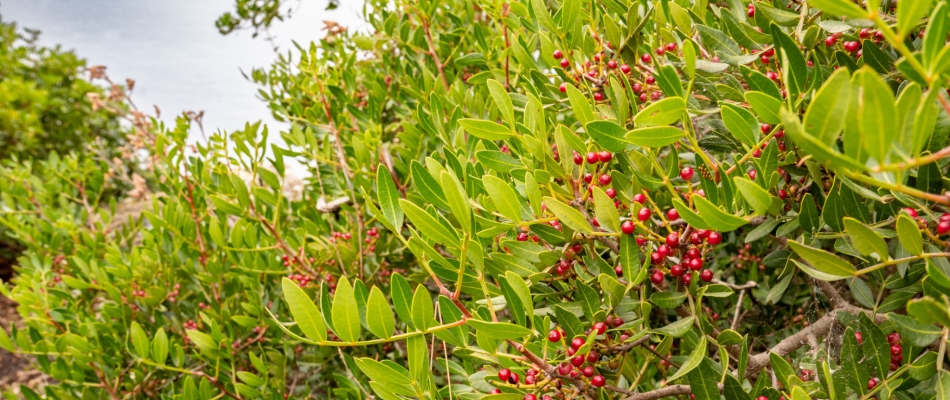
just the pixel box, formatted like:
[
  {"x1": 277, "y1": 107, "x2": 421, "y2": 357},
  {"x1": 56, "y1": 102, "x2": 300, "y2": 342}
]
[{"x1": 3, "y1": 0, "x2": 950, "y2": 399}]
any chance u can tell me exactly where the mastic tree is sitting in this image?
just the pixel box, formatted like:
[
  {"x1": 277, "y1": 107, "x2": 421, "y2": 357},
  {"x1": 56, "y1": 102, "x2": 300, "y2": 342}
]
[{"x1": 3, "y1": 0, "x2": 950, "y2": 399}]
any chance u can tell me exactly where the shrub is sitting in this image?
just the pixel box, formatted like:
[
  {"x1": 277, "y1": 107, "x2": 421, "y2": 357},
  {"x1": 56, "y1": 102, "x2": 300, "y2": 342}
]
[{"x1": 3, "y1": 0, "x2": 950, "y2": 399}]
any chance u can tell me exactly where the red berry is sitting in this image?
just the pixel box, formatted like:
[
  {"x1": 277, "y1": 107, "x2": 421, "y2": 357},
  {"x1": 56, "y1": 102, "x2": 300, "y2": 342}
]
[
  {"x1": 633, "y1": 193, "x2": 647, "y2": 204},
  {"x1": 571, "y1": 337, "x2": 586, "y2": 349},
  {"x1": 656, "y1": 47, "x2": 666, "y2": 56},
  {"x1": 638, "y1": 207, "x2": 652, "y2": 221},
  {"x1": 607, "y1": 60, "x2": 617, "y2": 69},
  {"x1": 868, "y1": 378, "x2": 877, "y2": 390},
  {"x1": 651, "y1": 252, "x2": 663, "y2": 265},
  {"x1": 689, "y1": 257, "x2": 704, "y2": 271},
  {"x1": 498, "y1": 368, "x2": 511, "y2": 382},
  {"x1": 593, "y1": 92, "x2": 604, "y2": 101},
  {"x1": 593, "y1": 322, "x2": 607, "y2": 335},
  {"x1": 686, "y1": 248, "x2": 700, "y2": 260},
  {"x1": 763, "y1": 48, "x2": 776, "y2": 57},
  {"x1": 707, "y1": 231, "x2": 722, "y2": 244},
  {"x1": 859, "y1": 28, "x2": 871, "y2": 39},
  {"x1": 553, "y1": 50, "x2": 564, "y2": 59},
  {"x1": 651, "y1": 270, "x2": 665, "y2": 285},
  {"x1": 615, "y1": 265, "x2": 623, "y2": 276},
  {"x1": 891, "y1": 344, "x2": 902, "y2": 356},
  {"x1": 887, "y1": 332, "x2": 901, "y2": 345},
  {"x1": 758, "y1": 397, "x2": 769, "y2": 400},
  {"x1": 855, "y1": 331, "x2": 863, "y2": 344},
  {"x1": 525, "y1": 395, "x2": 537, "y2": 400},
  {"x1": 558, "y1": 363, "x2": 573, "y2": 375},
  {"x1": 509, "y1": 373, "x2": 520, "y2": 384},
  {"x1": 657, "y1": 244, "x2": 671, "y2": 258},
  {"x1": 760, "y1": 55, "x2": 770, "y2": 64},
  {"x1": 591, "y1": 375, "x2": 606, "y2": 387},
  {"x1": 700, "y1": 269, "x2": 713, "y2": 282},
  {"x1": 680, "y1": 167, "x2": 694, "y2": 181},
  {"x1": 938, "y1": 221, "x2": 950, "y2": 235},
  {"x1": 761, "y1": 124, "x2": 772, "y2": 134},
  {"x1": 670, "y1": 264, "x2": 685, "y2": 277},
  {"x1": 573, "y1": 152, "x2": 583, "y2": 165},
  {"x1": 584, "y1": 173, "x2": 593, "y2": 184},
  {"x1": 942, "y1": 213, "x2": 950, "y2": 222},
  {"x1": 766, "y1": 71, "x2": 779, "y2": 81},
  {"x1": 517, "y1": 232, "x2": 528, "y2": 241},
  {"x1": 667, "y1": 43, "x2": 677, "y2": 52},
  {"x1": 620, "y1": 64, "x2": 631, "y2": 74},
  {"x1": 559, "y1": 83, "x2": 567, "y2": 93},
  {"x1": 748, "y1": 170, "x2": 757, "y2": 180},
  {"x1": 641, "y1": 54, "x2": 652, "y2": 63},
  {"x1": 902, "y1": 208, "x2": 918, "y2": 218},
  {"x1": 779, "y1": 189, "x2": 788, "y2": 199},
  {"x1": 645, "y1": 75, "x2": 656, "y2": 84},
  {"x1": 753, "y1": 149, "x2": 762, "y2": 158},
  {"x1": 587, "y1": 351, "x2": 599, "y2": 362},
  {"x1": 491, "y1": 389, "x2": 502, "y2": 394},
  {"x1": 571, "y1": 355, "x2": 585, "y2": 367},
  {"x1": 605, "y1": 188, "x2": 617, "y2": 198},
  {"x1": 825, "y1": 36, "x2": 837, "y2": 47},
  {"x1": 682, "y1": 273, "x2": 692, "y2": 285},
  {"x1": 548, "y1": 329, "x2": 562, "y2": 342},
  {"x1": 560, "y1": 59, "x2": 571, "y2": 68},
  {"x1": 599, "y1": 174, "x2": 612, "y2": 185},
  {"x1": 666, "y1": 232, "x2": 679, "y2": 247},
  {"x1": 668, "y1": 208, "x2": 680, "y2": 221},
  {"x1": 598, "y1": 151, "x2": 613, "y2": 163},
  {"x1": 621, "y1": 221, "x2": 635, "y2": 235},
  {"x1": 651, "y1": 91, "x2": 661, "y2": 101},
  {"x1": 586, "y1": 152, "x2": 598, "y2": 164},
  {"x1": 747, "y1": 6, "x2": 755, "y2": 17}
]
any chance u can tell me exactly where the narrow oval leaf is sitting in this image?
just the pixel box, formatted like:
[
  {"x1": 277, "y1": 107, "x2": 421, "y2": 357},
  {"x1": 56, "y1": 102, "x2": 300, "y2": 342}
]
[
  {"x1": 625, "y1": 126, "x2": 687, "y2": 147},
  {"x1": 667, "y1": 337, "x2": 707, "y2": 382},
  {"x1": 366, "y1": 286, "x2": 395, "y2": 339},
  {"x1": 592, "y1": 186, "x2": 620, "y2": 233},
  {"x1": 633, "y1": 97, "x2": 686, "y2": 127},
  {"x1": 843, "y1": 217, "x2": 888, "y2": 261},
  {"x1": 281, "y1": 278, "x2": 327, "y2": 343},
  {"x1": 487, "y1": 79, "x2": 515, "y2": 128},
  {"x1": 734, "y1": 177, "x2": 773, "y2": 216},
  {"x1": 399, "y1": 199, "x2": 461, "y2": 247},
  {"x1": 130, "y1": 321, "x2": 149, "y2": 360},
  {"x1": 483, "y1": 175, "x2": 523, "y2": 224},
  {"x1": 331, "y1": 278, "x2": 362, "y2": 343},
  {"x1": 152, "y1": 328, "x2": 169, "y2": 365},
  {"x1": 693, "y1": 195, "x2": 748, "y2": 231},
  {"x1": 458, "y1": 119, "x2": 515, "y2": 140},
  {"x1": 543, "y1": 197, "x2": 593, "y2": 234},
  {"x1": 721, "y1": 104, "x2": 758, "y2": 147},
  {"x1": 586, "y1": 120, "x2": 631, "y2": 152},
  {"x1": 788, "y1": 241, "x2": 857, "y2": 280},
  {"x1": 377, "y1": 165, "x2": 404, "y2": 229},
  {"x1": 411, "y1": 285, "x2": 435, "y2": 331},
  {"x1": 466, "y1": 320, "x2": 532, "y2": 340},
  {"x1": 896, "y1": 214, "x2": 923, "y2": 256},
  {"x1": 653, "y1": 316, "x2": 695, "y2": 338},
  {"x1": 803, "y1": 68, "x2": 851, "y2": 146}
]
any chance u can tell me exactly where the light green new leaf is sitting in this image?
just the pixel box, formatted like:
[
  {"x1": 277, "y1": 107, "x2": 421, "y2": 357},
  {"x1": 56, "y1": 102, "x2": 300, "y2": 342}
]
[
  {"x1": 734, "y1": 177, "x2": 773, "y2": 216},
  {"x1": 130, "y1": 321, "x2": 149, "y2": 360},
  {"x1": 504, "y1": 271, "x2": 534, "y2": 325},
  {"x1": 897, "y1": 0, "x2": 935, "y2": 37},
  {"x1": 565, "y1": 84, "x2": 594, "y2": 125},
  {"x1": 399, "y1": 199, "x2": 461, "y2": 247},
  {"x1": 625, "y1": 126, "x2": 687, "y2": 147},
  {"x1": 843, "y1": 217, "x2": 888, "y2": 261},
  {"x1": 458, "y1": 119, "x2": 515, "y2": 140},
  {"x1": 407, "y1": 335, "x2": 429, "y2": 388},
  {"x1": 721, "y1": 103, "x2": 759, "y2": 147},
  {"x1": 331, "y1": 279, "x2": 361, "y2": 342},
  {"x1": 186, "y1": 330, "x2": 217, "y2": 354},
  {"x1": 152, "y1": 328, "x2": 168, "y2": 365},
  {"x1": 411, "y1": 285, "x2": 435, "y2": 331},
  {"x1": 377, "y1": 166, "x2": 404, "y2": 229},
  {"x1": 634, "y1": 97, "x2": 685, "y2": 127},
  {"x1": 788, "y1": 241, "x2": 857, "y2": 281},
  {"x1": 440, "y1": 171, "x2": 471, "y2": 234},
  {"x1": 483, "y1": 175, "x2": 522, "y2": 224},
  {"x1": 592, "y1": 186, "x2": 620, "y2": 233},
  {"x1": 281, "y1": 278, "x2": 327, "y2": 343},
  {"x1": 586, "y1": 120, "x2": 631, "y2": 153},
  {"x1": 543, "y1": 197, "x2": 593, "y2": 234},
  {"x1": 693, "y1": 195, "x2": 747, "y2": 231},
  {"x1": 683, "y1": 40, "x2": 697, "y2": 79},
  {"x1": 808, "y1": 0, "x2": 868, "y2": 18},
  {"x1": 366, "y1": 286, "x2": 395, "y2": 339},
  {"x1": 467, "y1": 320, "x2": 532, "y2": 340},
  {"x1": 855, "y1": 68, "x2": 897, "y2": 164},
  {"x1": 667, "y1": 337, "x2": 707, "y2": 382},
  {"x1": 896, "y1": 214, "x2": 923, "y2": 255},
  {"x1": 487, "y1": 79, "x2": 515, "y2": 128},
  {"x1": 804, "y1": 68, "x2": 851, "y2": 146}
]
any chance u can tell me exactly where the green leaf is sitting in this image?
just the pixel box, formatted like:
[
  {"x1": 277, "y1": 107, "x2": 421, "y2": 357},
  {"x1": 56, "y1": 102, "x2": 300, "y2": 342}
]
[
  {"x1": 653, "y1": 316, "x2": 695, "y2": 338},
  {"x1": 592, "y1": 187, "x2": 620, "y2": 233},
  {"x1": 858, "y1": 312, "x2": 891, "y2": 380},
  {"x1": 236, "y1": 371, "x2": 265, "y2": 387},
  {"x1": 543, "y1": 197, "x2": 593, "y2": 234},
  {"x1": 782, "y1": 107, "x2": 865, "y2": 172},
  {"x1": 683, "y1": 40, "x2": 697, "y2": 79},
  {"x1": 651, "y1": 291, "x2": 688, "y2": 309},
  {"x1": 897, "y1": 0, "x2": 934, "y2": 37},
  {"x1": 399, "y1": 199, "x2": 461, "y2": 247},
  {"x1": 625, "y1": 126, "x2": 687, "y2": 147},
  {"x1": 487, "y1": 79, "x2": 515, "y2": 128},
  {"x1": 504, "y1": 271, "x2": 534, "y2": 326},
  {"x1": 565, "y1": 84, "x2": 594, "y2": 125},
  {"x1": 410, "y1": 161, "x2": 448, "y2": 210},
  {"x1": 757, "y1": 3, "x2": 800, "y2": 26},
  {"x1": 475, "y1": 150, "x2": 522, "y2": 174},
  {"x1": 672, "y1": 198, "x2": 715, "y2": 230},
  {"x1": 186, "y1": 330, "x2": 217, "y2": 354},
  {"x1": 209, "y1": 194, "x2": 245, "y2": 216},
  {"x1": 458, "y1": 119, "x2": 515, "y2": 140},
  {"x1": 840, "y1": 326, "x2": 869, "y2": 395},
  {"x1": 843, "y1": 217, "x2": 888, "y2": 261},
  {"x1": 483, "y1": 175, "x2": 523, "y2": 224},
  {"x1": 721, "y1": 104, "x2": 759, "y2": 147},
  {"x1": 889, "y1": 314, "x2": 941, "y2": 347},
  {"x1": 896, "y1": 214, "x2": 923, "y2": 256},
  {"x1": 130, "y1": 321, "x2": 149, "y2": 360},
  {"x1": 354, "y1": 358, "x2": 414, "y2": 387},
  {"x1": 803, "y1": 68, "x2": 851, "y2": 146},
  {"x1": 390, "y1": 274, "x2": 415, "y2": 331},
  {"x1": 411, "y1": 285, "x2": 435, "y2": 331},
  {"x1": 734, "y1": 177, "x2": 773, "y2": 216},
  {"x1": 634, "y1": 97, "x2": 686, "y2": 127},
  {"x1": 722, "y1": 374, "x2": 753, "y2": 400},
  {"x1": 667, "y1": 337, "x2": 707, "y2": 382},
  {"x1": 366, "y1": 286, "x2": 395, "y2": 339},
  {"x1": 937, "y1": 370, "x2": 950, "y2": 400},
  {"x1": 907, "y1": 297, "x2": 950, "y2": 327},
  {"x1": 687, "y1": 358, "x2": 720, "y2": 400},
  {"x1": 407, "y1": 335, "x2": 429, "y2": 388},
  {"x1": 693, "y1": 195, "x2": 748, "y2": 231},
  {"x1": 808, "y1": 0, "x2": 868, "y2": 18},
  {"x1": 619, "y1": 234, "x2": 641, "y2": 282},
  {"x1": 656, "y1": 65, "x2": 683, "y2": 98},
  {"x1": 854, "y1": 68, "x2": 897, "y2": 164},
  {"x1": 586, "y1": 120, "x2": 631, "y2": 153},
  {"x1": 152, "y1": 328, "x2": 168, "y2": 365},
  {"x1": 440, "y1": 171, "x2": 471, "y2": 234},
  {"x1": 377, "y1": 165, "x2": 404, "y2": 230},
  {"x1": 771, "y1": 23, "x2": 808, "y2": 97},
  {"x1": 281, "y1": 278, "x2": 327, "y2": 343},
  {"x1": 745, "y1": 91, "x2": 782, "y2": 124},
  {"x1": 787, "y1": 241, "x2": 857, "y2": 281},
  {"x1": 770, "y1": 352, "x2": 796, "y2": 389},
  {"x1": 466, "y1": 320, "x2": 532, "y2": 340},
  {"x1": 331, "y1": 279, "x2": 362, "y2": 342}
]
